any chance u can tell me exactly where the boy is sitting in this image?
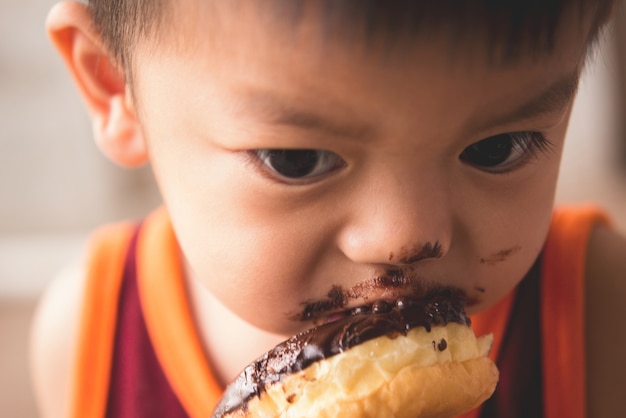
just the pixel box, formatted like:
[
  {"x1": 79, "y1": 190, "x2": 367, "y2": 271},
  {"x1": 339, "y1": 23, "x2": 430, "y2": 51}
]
[{"x1": 31, "y1": 0, "x2": 626, "y2": 417}]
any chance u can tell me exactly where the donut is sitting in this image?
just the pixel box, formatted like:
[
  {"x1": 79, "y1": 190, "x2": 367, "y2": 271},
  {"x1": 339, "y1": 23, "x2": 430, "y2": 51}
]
[{"x1": 212, "y1": 291, "x2": 498, "y2": 418}]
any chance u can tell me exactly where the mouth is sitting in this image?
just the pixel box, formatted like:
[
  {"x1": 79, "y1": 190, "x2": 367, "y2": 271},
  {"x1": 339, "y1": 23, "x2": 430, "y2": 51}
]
[
  {"x1": 302, "y1": 289, "x2": 469, "y2": 327},
  {"x1": 318, "y1": 299, "x2": 398, "y2": 325},
  {"x1": 291, "y1": 268, "x2": 477, "y2": 327}
]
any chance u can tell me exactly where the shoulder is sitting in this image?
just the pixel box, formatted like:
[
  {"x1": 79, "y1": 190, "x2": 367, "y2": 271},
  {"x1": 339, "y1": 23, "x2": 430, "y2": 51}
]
[
  {"x1": 30, "y1": 260, "x2": 87, "y2": 418},
  {"x1": 29, "y1": 221, "x2": 136, "y2": 418},
  {"x1": 585, "y1": 223, "x2": 626, "y2": 417}
]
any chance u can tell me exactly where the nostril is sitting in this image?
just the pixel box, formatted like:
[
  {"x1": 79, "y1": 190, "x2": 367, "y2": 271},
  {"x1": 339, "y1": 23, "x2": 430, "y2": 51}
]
[{"x1": 389, "y1": 241, "x2": 444, "y2": 264}]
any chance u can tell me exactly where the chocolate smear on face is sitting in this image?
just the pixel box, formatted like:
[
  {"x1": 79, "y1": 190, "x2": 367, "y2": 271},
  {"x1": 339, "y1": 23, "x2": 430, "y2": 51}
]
[
  {"x1": 295, "y1": 269, "x2": 424, "y2": 322},
  {"x1": 212, "y1": 289, "x2": 470, "y2": 418},
  {"x1": 480, "y1": 245, "x2": 522, "y2": 266},
  {"x1": 299, "y1": 285, "x2": 346, "y2": 321},
  {"x1": 389, "y1": 241, "x2": 444, "y2": 264}
]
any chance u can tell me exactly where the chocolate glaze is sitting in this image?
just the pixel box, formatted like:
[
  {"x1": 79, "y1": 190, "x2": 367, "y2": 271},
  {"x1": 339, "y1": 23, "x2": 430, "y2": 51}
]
[{"x1": 212, "y1": 290, "x2": 470, "y2": 418}]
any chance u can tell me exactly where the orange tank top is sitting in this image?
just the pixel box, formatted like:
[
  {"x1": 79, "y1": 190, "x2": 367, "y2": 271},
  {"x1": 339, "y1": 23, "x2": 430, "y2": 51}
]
[{"x1": 70, "y1": 205, "x2": 609, "y2": 418}]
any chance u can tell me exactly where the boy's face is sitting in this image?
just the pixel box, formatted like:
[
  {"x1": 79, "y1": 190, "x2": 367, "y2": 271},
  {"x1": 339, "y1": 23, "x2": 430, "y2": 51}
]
[{"x1": 133, "y1": 3, "x2": 588, "y2": 336}]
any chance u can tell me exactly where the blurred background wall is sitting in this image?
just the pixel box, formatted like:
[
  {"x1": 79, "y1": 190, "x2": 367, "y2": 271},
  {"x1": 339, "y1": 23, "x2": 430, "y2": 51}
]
[
  {"x1": 1, "y1": 1, "x2": 625, "y2": 417},
  {"x1": 0, "y1": 1, "x2": 161, "y2": 416},
  {"x1": 0, "y1": 0, "x2": 161, "y2": 299}
]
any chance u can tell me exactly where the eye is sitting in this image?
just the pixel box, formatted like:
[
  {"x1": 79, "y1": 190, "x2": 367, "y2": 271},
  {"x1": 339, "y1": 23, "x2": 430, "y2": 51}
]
[
  {"x1": 253, "y1": 149, "x2": 345, "y2": 181},
  {"x1": 459, "y1": 132, "x2": 552, "y2": 173}
]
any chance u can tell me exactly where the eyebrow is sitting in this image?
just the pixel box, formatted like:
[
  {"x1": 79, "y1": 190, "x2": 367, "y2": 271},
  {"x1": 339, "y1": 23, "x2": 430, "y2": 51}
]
[
  {"x1": 237, "y1": 69, "x2": 580, "y2": 140},
  {"x1": 235, "y1": 91, "x2": 374, "y2": 140},
  {"x1": 487, "y1": 69, "x2": 580, "y2": 128}
]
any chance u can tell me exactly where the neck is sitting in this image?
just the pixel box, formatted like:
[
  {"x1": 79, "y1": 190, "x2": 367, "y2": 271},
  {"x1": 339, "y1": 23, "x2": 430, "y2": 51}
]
[{"x1": 185, "y1": 271, "x2": 285, "y2": 387}]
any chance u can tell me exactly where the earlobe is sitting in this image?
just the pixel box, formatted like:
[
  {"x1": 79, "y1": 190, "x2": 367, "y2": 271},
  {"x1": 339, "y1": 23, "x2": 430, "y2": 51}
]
[
  {"x1": 94, "y1": 92, "x2": 148, "y2": 167},
  {"x1": 46, "y1": 1, "x2": 148, "y2": 167}
]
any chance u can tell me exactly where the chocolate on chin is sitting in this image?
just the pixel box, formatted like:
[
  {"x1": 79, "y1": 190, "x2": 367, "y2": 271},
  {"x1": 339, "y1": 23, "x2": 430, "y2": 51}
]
[{"x1": 212, "y1": 291, "x2": 499, "y2": 418}]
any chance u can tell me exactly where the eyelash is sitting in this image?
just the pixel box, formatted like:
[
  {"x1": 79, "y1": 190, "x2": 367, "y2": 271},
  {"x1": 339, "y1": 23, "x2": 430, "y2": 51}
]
[
  {"x1": 459, "y1": 131, "x2": 554, "y2": 174},
  {"x1": 246, "y1": 131, "x2": 552, "y2": 184},
  {"x1": 246, "y1": 149, "x2": 346, "y2": 184}
]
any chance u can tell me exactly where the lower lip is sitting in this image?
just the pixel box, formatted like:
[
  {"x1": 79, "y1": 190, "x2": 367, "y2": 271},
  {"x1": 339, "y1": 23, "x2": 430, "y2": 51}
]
[{"x1": 323, "y1": 311, "x2": 349, "y2": 324}]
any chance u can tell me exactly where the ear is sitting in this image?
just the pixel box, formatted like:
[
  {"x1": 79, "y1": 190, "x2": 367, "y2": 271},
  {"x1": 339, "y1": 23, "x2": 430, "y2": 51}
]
[{"x1": 46, "y1": 1, "x2": 148, "y2": 167}]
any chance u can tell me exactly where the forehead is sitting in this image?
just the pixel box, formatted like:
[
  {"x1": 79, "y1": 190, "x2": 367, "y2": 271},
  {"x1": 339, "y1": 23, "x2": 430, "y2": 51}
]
[
  {"x1": 133, "y1": 0, "x2": 593, "y2": 142},
  {"x1": 151, "y1": 1, "x2": 592, "y2": 97}
]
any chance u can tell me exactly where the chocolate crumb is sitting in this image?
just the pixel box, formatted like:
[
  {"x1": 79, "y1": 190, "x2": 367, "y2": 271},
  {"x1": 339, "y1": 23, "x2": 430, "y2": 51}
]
[
  {"x1": 396, "y1": 297, "x2": 410, "y2": 310},
  {"x1": 351, "y1": 306, "x2": 370, "y2": 315},
  {"x1": 437, "y1": 338, "x2": 448, "y2": 351},
  {"x1": 372, "y1": 300, "x2": 392, "y2": 314}
]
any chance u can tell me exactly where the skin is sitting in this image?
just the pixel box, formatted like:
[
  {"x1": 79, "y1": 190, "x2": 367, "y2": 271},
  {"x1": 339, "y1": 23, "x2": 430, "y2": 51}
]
[
  {"x1": 134, "y1": 1, "x2": 580, "y2": 381},
  {"x1": 31, "y1": 1, "x2": 626, "y2": 417}
]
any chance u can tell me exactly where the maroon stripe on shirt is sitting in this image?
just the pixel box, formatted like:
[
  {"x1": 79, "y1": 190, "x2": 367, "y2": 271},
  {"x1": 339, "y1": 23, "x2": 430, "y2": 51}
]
[
  {"x1": 105, "y1": 225, "x2": 190, "y2": 418},
  {"x1": 480, "y1": 258, "x2": 544, "y2": 418}
]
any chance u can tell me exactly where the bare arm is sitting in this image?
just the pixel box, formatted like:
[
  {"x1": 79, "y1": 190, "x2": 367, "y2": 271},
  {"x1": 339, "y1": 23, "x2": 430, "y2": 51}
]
[
  {"x1": 30, "y1": 261, "x2": 86, "y2": 418},
  {"x1": 585, "y1": 224, "x2": 626, "y2": 417}
]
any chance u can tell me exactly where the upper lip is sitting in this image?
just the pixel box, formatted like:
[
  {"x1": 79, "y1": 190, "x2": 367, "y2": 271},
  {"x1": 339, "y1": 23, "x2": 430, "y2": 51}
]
[{"x1": 297, "y1": 286, "x2": 467, "y2": 326}]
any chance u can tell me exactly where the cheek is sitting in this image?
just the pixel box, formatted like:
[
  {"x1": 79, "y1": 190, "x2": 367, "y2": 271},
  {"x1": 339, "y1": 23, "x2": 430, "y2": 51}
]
[
  {"x1": 458, "y1": 158, "x2": 561, "y2": 311},
  {"x1": 138, "y1": 86, "x2": 332, "y2": 334},
  {"x1": 152, "y1": 151, "x2": 332, "y2": 334}
]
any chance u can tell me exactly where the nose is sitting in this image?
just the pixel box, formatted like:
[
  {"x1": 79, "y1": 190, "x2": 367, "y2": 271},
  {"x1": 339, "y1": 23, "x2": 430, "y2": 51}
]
[{"x1": 337, "y1": 174, "x2": 452, "y2": 267}]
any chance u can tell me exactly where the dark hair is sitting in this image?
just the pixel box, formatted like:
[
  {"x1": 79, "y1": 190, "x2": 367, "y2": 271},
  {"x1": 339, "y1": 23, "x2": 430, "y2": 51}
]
[
  {"x1": 88, "y1": 0, "x2": 615, "y2": 76},
  {"x1": 88, "y1": 0, "x2": 166, "y2": 73}
]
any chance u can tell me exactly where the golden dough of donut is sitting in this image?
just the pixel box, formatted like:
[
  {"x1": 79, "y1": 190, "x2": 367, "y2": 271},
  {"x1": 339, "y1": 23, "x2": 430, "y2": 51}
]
[{"x1": 226, "y1": 323, "x2": 498, "y2": 418}]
